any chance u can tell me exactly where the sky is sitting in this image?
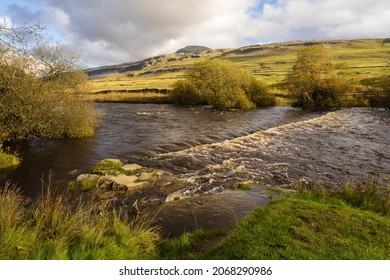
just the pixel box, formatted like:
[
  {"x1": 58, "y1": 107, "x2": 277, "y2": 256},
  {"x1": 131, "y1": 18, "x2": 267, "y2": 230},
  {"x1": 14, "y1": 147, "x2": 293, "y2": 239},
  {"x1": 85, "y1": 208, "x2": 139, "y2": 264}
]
[{"x1": 1, "y1": 0, "x2": 389, "y2": 67}]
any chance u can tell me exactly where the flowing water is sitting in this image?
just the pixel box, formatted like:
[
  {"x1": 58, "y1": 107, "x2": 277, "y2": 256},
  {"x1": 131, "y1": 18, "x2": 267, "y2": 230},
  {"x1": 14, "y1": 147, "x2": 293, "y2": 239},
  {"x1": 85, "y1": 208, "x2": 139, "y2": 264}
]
[
  {"x1": 146, "y1": 108, "x2": 390, "y2": 201},
  {"x1": 3, "y1": 104, "x2": 389, "y2": 237},
  {"x1": 4, "y1": 104, "x2": 319, "y2": 196}
]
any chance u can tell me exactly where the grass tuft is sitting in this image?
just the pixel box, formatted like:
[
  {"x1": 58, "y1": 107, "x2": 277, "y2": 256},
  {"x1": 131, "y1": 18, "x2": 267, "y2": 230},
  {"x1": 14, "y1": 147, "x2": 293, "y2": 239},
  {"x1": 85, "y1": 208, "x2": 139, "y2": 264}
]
[{"x1": 0, "y1": 184, "x2": 159, "y2": 260}]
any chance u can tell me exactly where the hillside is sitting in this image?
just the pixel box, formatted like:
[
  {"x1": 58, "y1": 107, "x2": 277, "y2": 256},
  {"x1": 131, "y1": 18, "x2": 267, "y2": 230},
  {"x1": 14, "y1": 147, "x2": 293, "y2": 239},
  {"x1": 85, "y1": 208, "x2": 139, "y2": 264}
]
[{"x1": 85, "y1": 39, "x2": 390, "y2": 94}]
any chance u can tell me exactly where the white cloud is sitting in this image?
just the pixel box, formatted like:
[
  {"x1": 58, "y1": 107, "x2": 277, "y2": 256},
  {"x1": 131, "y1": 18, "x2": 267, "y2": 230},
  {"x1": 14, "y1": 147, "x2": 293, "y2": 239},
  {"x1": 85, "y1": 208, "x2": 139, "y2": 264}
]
[
  {"x1": 5, "y1": 0, "x2": 390, "y2": 66},
  {"x1": 250, "y1": 0, "x2": 390, "y2": 40}
]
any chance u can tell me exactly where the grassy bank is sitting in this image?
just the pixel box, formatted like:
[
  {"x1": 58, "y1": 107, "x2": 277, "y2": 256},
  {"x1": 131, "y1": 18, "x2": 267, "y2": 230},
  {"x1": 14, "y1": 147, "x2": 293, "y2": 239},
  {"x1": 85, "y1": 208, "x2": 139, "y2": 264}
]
[
  {"x1": 1, "y1": 178, "x2": 389, "y2": 260},
  {"x1": 160, "y1": 179, "x2": 390, "y2": 260},
  {"x1": 205, "y1": 194, "x2": 389, "y2": 259},
  {"x1": 0, "y1": 152, "x2": 20, "y2": 178},
  {"x1": 81, "y1": 91, "x2": 171, "y2": 103},
  {"x1": 0, "y1": 185, "x2": 159, "y2": 260}
]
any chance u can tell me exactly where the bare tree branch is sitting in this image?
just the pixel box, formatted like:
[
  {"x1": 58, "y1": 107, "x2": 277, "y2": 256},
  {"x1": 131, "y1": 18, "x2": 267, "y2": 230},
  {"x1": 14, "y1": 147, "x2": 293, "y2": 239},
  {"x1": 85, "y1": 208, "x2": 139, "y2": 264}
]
[{"x1": 0, "y1": 18, "x2": 45, "y2": 53}]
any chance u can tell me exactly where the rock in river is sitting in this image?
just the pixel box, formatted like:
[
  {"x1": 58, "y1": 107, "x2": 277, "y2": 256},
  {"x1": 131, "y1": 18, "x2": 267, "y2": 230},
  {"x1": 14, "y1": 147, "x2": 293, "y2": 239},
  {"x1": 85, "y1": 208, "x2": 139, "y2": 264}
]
[{"x1": 97, "y1": 174, "x2": 146, "y2": 191}]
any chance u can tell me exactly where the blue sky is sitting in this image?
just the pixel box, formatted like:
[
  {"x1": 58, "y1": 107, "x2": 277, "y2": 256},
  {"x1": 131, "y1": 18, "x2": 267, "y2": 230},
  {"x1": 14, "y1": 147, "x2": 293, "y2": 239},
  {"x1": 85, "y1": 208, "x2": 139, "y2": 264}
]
[{"x1": 1, "y1": 0, "x2": 389, "y2": 66}]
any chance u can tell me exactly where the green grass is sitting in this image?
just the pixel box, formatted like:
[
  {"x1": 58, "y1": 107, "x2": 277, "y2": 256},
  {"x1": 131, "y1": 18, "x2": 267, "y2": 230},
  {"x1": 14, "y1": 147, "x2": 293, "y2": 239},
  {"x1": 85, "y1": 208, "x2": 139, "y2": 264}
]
[
  {"x1": 0, "y1": 185, "x2": 159, "y2": 260},
  {"x1": 162, "y1": 179, "x2": 390, "y2": 260},
  {"x1": 158, "y1": 229, "x2": 226, "y2": 260},
  {"x1": 204, "y1": 193, "x2": 390, "y2": 260},
  {"x1": 0, "y1": 151, "x2": 20, "y2": 178}
]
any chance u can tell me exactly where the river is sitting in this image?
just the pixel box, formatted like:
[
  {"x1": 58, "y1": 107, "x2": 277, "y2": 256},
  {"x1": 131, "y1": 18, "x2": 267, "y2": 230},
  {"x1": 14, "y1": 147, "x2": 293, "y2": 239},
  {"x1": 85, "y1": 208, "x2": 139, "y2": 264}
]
[
  {"x1": 3, "y1": 104, "x2": 389, "y2": 237},
  {"x1": 3, "y1": 103, "x2": 320, "y2": 196}
]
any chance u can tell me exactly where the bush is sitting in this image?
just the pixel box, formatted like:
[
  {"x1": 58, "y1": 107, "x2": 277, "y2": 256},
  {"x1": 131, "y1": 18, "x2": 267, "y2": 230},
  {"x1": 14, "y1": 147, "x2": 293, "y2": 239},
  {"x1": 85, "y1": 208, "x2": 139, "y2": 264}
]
[
  {"x1": 0, "y1": 54, "x2": 97, "y2": 142},
  {"x1": 246, "y1": 80, "x2": 277, "y2": 107},
  {"x1": 379, "y1": 75, "x2": 390, "y2": 110},
  {"x1": 170, "y1": 59, "x2": 275, "y2": 109},
  {"x1": 367, "y1": 75, "x2": 390, "y2": 110},
  {"x1": 169, "y1": 80, "x2": 206, "y2": 105},
  {"x1": 285, "y1": 45, "x2": 350, "y2": 111}
]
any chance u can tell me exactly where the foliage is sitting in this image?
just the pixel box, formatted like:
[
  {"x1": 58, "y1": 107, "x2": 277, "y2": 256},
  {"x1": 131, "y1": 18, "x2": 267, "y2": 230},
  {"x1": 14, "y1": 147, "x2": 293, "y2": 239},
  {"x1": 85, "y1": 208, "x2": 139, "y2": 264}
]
[
  {"x1": 383, "y1": 76, "x2": 390, "y2": 110},
  {"x1": 170, "y1": 59, "x2": 275, "y2": 109},
  {"x1": 285, "y1": 45, "x2": 351, "y2": 110},
  {"x1": 0, "y1": 25, "x2": 97, "y2": 144},
  {"x1": 0, "y1": 185, "x2": 159, "y2": 260},
  {"x1": 374, "y1": 75, "x2": 390, "y2": 110}
]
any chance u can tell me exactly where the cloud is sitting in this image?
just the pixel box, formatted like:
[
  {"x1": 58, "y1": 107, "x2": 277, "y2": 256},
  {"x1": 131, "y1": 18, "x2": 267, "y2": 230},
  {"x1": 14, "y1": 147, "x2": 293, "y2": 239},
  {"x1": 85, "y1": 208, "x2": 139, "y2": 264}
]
[
  {"x1": 17, "y1": 0, "x2": 256, "y2": 65},
  {"x1": 250, "y1": 0, "x2": 390, "y2": 41},
  {"x1": 5, "y1": 0, "x2": 390, "y2": 66}
]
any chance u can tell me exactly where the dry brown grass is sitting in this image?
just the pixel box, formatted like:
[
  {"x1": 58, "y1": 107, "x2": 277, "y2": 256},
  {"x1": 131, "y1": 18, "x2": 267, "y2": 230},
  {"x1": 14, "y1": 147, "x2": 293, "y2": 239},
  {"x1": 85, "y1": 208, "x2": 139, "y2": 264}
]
[{"x1": 80, "y1": 91, "x2": 171, "y2": 103}]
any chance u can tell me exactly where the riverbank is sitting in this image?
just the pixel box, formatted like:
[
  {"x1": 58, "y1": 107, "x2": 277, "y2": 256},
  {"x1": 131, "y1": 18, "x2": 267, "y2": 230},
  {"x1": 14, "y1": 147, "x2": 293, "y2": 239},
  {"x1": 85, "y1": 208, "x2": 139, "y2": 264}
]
[
  {"x1": 0, "y1": 151, "x2": 20, "y2": 178},
  {"x1": 161, "y1": 179, "x2": 390, "y2": 260},
  {"x1": 81, "y1": 91, "x2": 171, "y2": 103},
  {"x1": 1, "y1": 177, "x2": 389, "y2": 260}
]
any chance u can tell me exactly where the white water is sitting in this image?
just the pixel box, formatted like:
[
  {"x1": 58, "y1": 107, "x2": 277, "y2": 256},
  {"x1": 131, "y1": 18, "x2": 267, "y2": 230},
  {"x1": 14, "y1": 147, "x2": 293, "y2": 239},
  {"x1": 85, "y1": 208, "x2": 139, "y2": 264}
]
[{"x1": 147, "y1": 108, "x2": 390, "y2": 200}]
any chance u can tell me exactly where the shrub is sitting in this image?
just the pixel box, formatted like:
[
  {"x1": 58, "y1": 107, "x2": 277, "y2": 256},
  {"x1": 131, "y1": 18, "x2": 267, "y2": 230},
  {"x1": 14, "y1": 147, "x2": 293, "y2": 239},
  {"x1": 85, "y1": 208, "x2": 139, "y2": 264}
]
[
  {"x1": 285, "y1": 45, "x2": 350, "y2": 110},
  {"x1": 380, "y1": 75, "x2": 390, "y2": 110},
  {"x1": 246, "y1": 80, "x2": 276, "y2": 107},
  {"x1": 366, "y1": 75, "x2": 390, "y2": 110},
  {"x1": 0, "y1": 55, "x2": 97, "y2": 142},
  {"x1": 170, "y1": 59, "x2": 275, "y2": 110},
  {"x1": 1, "y1": 26, "x2": 98, "y2": 145},
  {"x1": 169, "y1": 80, "x2": 206, "y2": 105}
]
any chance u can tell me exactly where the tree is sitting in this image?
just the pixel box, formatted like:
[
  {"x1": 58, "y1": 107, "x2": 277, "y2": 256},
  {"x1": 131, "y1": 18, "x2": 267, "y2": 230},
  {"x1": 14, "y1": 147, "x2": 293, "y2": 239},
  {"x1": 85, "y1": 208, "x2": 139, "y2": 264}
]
[
  {"x1": 170, "y1": 59, "x2": 275, "y2": 110},
  {"x1": 0, "y1": 20, "x2": 97, "y2": 144},
  {"x1": 0, "y1": 19, "x2": 43, "y2": 53},
  {"x1": 32, "y1": 42, "x2": 88, "y2": 92},
  {"x1": 285, "y1": 45, "x2": 350, "y2": 110}
]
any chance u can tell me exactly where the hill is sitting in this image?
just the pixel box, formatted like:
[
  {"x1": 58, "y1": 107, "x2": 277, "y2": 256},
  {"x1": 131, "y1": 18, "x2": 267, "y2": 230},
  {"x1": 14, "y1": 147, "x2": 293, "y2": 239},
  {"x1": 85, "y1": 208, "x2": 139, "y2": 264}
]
[
  {"x1": 175, "y1": 45, "x2": 212, "y2": 54},
  {"x1": 85, "y1": 38, "x2": 390, "y2": 94}
]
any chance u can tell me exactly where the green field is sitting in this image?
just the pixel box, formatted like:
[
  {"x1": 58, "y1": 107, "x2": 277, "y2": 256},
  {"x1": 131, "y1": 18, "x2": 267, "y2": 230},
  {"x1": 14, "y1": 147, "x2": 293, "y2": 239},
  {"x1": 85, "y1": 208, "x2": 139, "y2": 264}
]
[{"x1": 86, "y1": 39, "x2": 390, "y2": 94}]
